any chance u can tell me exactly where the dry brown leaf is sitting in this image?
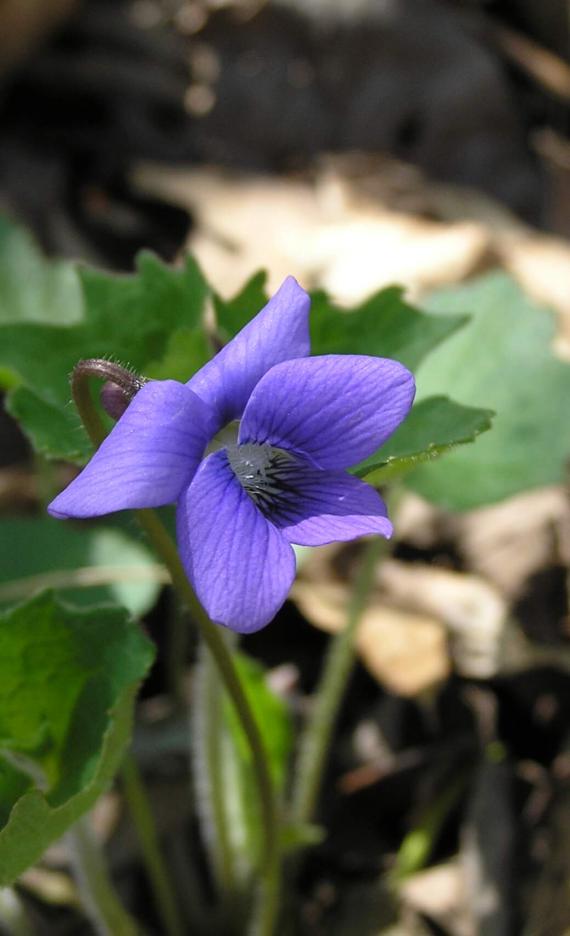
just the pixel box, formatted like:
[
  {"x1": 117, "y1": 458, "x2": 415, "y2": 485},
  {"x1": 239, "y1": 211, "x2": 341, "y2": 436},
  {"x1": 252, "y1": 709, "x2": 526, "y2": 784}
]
[
  {"x1": 357, "y1": 607, "x2": 450, "y2": 697},
  {"x1": 293, "y1": 540, "x2": 570, "y2": 688},
  {"x1": 379, "y1": 560, "x2": 570, "y2": 676},
  {"x1": 452, "y1": 486, "x2": 570, "y2": 598},
  {"x1": 292, "y1": 567, "x2": 450, "y2": 697},
  {"x1": 134, "y1": 154, "x2": 570, "y2": 361},
  {"x1": 401, "y1": 863, "x2": 472, "y2": 936},
  {"x1": 19, "y1": 865, "x2": 80, "y2": 907},
  {"x1": 133, "y1": 163, "x2": 489, "y2": 301}
]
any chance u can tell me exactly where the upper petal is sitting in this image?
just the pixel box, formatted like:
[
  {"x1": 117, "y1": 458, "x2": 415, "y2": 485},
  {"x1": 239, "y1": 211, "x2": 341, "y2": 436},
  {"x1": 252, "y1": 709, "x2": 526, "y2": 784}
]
[
  {"x1": 239, "y1": 355, "x2": 415, "y2": 469},
  {"x1": 177, "y1": 450, "x2": 296, "y2": 633},
  {"x1": 48, "y1": 380, "x2": 216, "y2": 519},
  {"x1": 268, "y1": 462, "x2": 393, "y2": 546},
  {"x1": 187, "y1": 276, "x2": 310, "y2": 431}
]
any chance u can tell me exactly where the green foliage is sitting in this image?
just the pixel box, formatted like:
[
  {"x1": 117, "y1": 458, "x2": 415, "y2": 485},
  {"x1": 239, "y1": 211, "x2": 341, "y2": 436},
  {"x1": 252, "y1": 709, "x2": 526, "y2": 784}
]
[
  {"x1": 214, "y1": 272, "x2": 269, "y2": 339},
  {"x1": 0, "y1": 592, "x2": 154, "y2": 884},
  {"x1": 0, "y1": 217, "x2": 83, "y2": 327},
  {"x1": 0, "y1": 516, "x2": 162, "y2": 617},
  {"x1": 310, "y1": 286, "x2": 467, "y2": 370},
  {"x1": 0, "y1": 226, "x2": 212, "y2": 461},
  {"x1": 189, "y1": 273, "x2": 494, "y2": 488},
  {"x1": 355, "y1": 396, "x2": 494, "y2": 485},
  {"x1": 408, "y1": 273, "x2": 570, "y2": 508},
  {"x1": 193, "y1": 649, "x2": 293, "y2": 890},
  {"x1": 224, "y1": 653, "x2": 293, "y2": 790},
  {"x1": 392, "y1": 774, "x2": 468, "y2": 882},
  {"x1": 0, "y1": 218, "x2": 499, "y2": 493}
]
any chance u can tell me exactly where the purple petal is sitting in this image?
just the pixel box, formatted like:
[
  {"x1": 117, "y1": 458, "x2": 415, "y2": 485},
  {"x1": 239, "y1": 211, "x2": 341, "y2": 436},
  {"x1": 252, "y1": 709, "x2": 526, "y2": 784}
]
[
  {"x1": 48, "y1": 380, "x2": 216, "y2": 519},
  {"x1": 177, "y1": 450, "x2": 296, "y2": 633},
  {"x1": 239, "y1": 355, "x2": 415, "y2": 469},
  {"x1": 270, "y1": 463, "x2": 393, "y2": 546},
  {"x1": 187, "y1": 276, "x2": 310, "y2": 431}
]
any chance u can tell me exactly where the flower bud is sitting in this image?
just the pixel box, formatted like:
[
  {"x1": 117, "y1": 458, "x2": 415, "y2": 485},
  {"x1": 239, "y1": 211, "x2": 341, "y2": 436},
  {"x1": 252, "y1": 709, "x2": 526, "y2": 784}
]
[
  {"x1": 72, "y1": 359, "x2": 147, "y2": 422},
  {"x1": 100, "y1": 380, "x2": 132, "y2": 420}
]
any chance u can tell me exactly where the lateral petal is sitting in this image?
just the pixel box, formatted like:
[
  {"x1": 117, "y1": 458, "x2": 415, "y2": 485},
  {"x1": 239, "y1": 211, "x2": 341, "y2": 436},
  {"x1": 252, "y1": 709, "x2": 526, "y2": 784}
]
[
  {"x1": 239, "y1": 355, "x2": 415, "y2": 469},
  {"x1": 187, "y1": 276, "x2": 310, "y2": 431},
  {"x1": 177, "y1": 450, "x2": 296, "y2": 633},
  {"x1": 48, "y1": 380, "x2": 215, "y2": 518}
]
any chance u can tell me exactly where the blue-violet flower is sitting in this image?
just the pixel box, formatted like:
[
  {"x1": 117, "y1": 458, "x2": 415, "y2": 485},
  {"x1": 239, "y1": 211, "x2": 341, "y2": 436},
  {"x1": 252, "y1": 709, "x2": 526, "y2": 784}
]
[{"x1": 48, "y1": 277, "x2": 415, "y2": 632}]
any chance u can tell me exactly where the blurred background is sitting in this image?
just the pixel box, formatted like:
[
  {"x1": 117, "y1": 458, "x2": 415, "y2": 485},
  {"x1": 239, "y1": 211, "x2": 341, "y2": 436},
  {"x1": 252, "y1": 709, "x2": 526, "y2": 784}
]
[
  {"x1": 0, "y1": 0, "x2": 569, "y2": 271},
  {"x1": 0, "y1": 1, "x2": 569, "y2": 934}
]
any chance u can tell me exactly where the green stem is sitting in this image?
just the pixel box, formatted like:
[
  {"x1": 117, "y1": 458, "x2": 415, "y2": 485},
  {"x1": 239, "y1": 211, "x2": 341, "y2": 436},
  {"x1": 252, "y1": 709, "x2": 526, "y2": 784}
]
[
  {"x1": 67, "y1": 816, "x2": 138, "y2": 936},
  {"x1": 72, "y1": 365, "x2": 281, "y2": 936},
  {"x1": 135, "y1": 511, "x2": 281, "y2": 936},
  {"x1": 166, "y1": 600, "x2": 190, "y2": 709},
  {"x1": 192, "y1": 643, "x2": 237, "y2": 898},
  {"x1": 121, "y1": 755, "x2": 186, "y2": 936},
  {"x1": 291, "y1": 537, "x2": 385, "y2": 826}
]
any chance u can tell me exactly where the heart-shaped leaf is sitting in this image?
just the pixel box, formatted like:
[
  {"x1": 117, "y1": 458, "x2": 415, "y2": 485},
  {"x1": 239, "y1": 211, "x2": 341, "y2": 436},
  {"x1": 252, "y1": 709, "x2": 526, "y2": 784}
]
[
  {"x1": 0, "y1": 592, "x2": 154, "y2": 884},
  {"x1": 0, "y1": 515, "x2": 163, "y2": 617},
  {"x1": 0, "y1": 222, "x2": 212, "y2": 462},
  {"x1": 309, "y1": 286, "x2": 467, "y2": 370},
  {"x1": 408, "y1": 273, "x2": 570, "y2": 508},
  {"x1": 355, "y1": 396, "x2": 494, "y2": 485}
]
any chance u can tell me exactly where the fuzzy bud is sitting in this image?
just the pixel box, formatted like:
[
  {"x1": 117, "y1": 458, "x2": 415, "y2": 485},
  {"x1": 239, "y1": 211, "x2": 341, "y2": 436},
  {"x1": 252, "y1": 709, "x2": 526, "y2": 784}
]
[
  {"x1": 72, "y1": 358, "x2": 147, "y2": 422},
  {"x1": 100, "y1": 380, "x2": 132, "y2": 420}
]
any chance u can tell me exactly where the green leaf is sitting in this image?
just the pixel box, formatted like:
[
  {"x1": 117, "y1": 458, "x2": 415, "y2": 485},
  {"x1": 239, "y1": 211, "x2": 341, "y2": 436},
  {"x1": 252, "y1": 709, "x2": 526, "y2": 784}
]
[
  {"x1": 310, "y1": 286, "x2": 467, "y2": 370},
  {"x1": 212, "y1": 276, "x2": 464, "y2": 373},
  {"x1": 355, "y1": 396, "x2": 494, "y2": 485},
  {"x1": 0, "y1": 592, "x2": 154, "y2": 884},
  {"x1": 6, "y1": 387, "x2": 88, "y2": 463},
  {"x1": 193, "y1": 648, "x2": 293, "y2": 890},
  {"x1": 0, "y1": 227, "x2": 212, "y2": 462},
  {"x1": 214, "y1": 272, "x2": 269, "y2": 339},
  {"x1": 223, "y1": 653, "x2": 292, "y2": 790},
  {"x1": 407, "y1": 273, "x2": 570, "y2": 509},
  {"x1": 279, "y1": 821, "x2": 326, "y2": 853},
  {"x1": 0, "y1": 217, "x2": 83, "y2": 327},
  {"x1": 0, "y1": 516, "x2": 162, "y2": 617},
  {"x1": 145, "y1": 326, "x2": 212, "y2": 383}
]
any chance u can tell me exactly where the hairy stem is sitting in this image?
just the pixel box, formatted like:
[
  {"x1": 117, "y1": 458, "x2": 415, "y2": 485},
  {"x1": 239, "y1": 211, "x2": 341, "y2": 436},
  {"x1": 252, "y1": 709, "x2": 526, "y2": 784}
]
[
  {"x1": 67, "y1": 816, "x2": 138, "y2": 936},
  {"x1": 71, "y1": 359, "x2": 146, "y2": 445},
  {"x1": 121, "y1": 755, "x2": 186, "y2": 936},
  {"x1": 72, "y1": 365, "x2": 282, "y2": 936},
  {"x1": 291, "y1": 537, "x2": 386, "y2": 826}
]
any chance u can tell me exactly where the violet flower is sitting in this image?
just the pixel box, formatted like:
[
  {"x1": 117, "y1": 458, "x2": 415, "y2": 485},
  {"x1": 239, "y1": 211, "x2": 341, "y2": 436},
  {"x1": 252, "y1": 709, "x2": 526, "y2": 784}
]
[{"x1": 49, "y1": 277, "x2": 415, "y2": 632}]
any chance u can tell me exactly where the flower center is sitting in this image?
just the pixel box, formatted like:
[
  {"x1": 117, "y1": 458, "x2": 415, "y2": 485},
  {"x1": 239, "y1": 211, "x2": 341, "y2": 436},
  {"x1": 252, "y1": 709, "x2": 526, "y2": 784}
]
[{"x1": 226, "y1": 443, "x2": 298, "y2": 516}]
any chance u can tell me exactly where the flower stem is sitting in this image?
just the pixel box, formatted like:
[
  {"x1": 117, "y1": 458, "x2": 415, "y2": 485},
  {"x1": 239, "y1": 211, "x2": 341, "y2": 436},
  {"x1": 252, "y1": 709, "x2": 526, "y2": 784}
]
[
  {"x1": 121, "y1": 754, "x2": 186, "y2": 936},
  {"x1": 291, "y1": 537, "x2": 386, "y2": 826},
  {"x1": 135, "y1": 510, "x2": 281, "y2": 936},
  {"x1": 71, "y1": 365, "x2": 282, "y2": 936},
  {"x1": 192, "y1": 642, "x2": 237, "y2": 899},
  {"x1": 67, "y1": 816, "x2": 138, "y2": 936}
]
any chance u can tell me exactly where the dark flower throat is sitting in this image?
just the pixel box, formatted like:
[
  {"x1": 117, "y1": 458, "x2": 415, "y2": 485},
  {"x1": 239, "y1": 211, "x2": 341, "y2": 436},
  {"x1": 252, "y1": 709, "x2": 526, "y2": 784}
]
[{"x1": 227, "y1": 443, "x2": 298, "y2": 516}]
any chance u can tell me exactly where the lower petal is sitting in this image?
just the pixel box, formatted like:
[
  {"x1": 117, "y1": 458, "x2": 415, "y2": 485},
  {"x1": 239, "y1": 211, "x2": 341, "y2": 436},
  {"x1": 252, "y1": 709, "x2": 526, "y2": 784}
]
[
  {"x1": 271, "y1": 464, "x2": 393, "y2": 546},
  {"x1": 177, "y1": 450, "x2": 296, "y2": 633}
]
